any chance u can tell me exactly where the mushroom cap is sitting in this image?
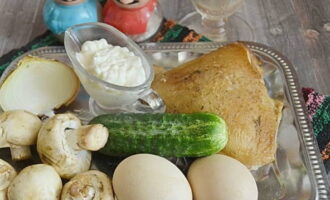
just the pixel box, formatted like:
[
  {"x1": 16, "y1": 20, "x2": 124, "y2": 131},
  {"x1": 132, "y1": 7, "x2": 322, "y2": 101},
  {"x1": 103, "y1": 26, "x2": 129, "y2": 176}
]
[
  {"x1": 0, "y1": 110, "x2": 41, "y2": 146},
  {"x1": 0, "y1": 159, "x2": 16, "y2": 191},
  {"x1": 61, "y1": 170, "x2": 114, "y2": 200},
  {"x1": 7, "y1": 164, "x2": 62, "y2": 200},
  {"x1": 37, "y1": 113, "x2": 91, "y2": 179}
]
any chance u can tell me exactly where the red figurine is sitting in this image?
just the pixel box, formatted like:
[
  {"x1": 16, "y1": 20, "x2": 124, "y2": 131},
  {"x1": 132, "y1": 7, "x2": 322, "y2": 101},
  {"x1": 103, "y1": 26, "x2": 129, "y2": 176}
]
[{"x1": 103, "y1": 0, "x2": 160, "y2": 39}]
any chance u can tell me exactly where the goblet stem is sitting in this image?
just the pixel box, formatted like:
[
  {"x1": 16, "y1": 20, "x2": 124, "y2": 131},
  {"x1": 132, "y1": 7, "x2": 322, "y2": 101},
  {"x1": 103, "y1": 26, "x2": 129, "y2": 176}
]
[
  {"x1": 201, "y1": 17, "x2": 227, "y2": 41},
  {"x1": 201, "y1": 17, "x2": 226, "y2": 34}
]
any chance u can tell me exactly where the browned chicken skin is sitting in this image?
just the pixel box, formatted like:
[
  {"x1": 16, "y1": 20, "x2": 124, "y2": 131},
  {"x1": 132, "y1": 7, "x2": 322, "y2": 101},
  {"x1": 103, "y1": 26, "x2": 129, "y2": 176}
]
[{"x1": 152, "y1": 43, "x2": 283, "y2": 167}]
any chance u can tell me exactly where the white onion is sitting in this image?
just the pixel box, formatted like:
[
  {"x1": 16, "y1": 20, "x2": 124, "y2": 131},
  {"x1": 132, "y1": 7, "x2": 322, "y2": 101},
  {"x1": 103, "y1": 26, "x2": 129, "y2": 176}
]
[{"x1": 0, "y1": 56, "x2": 80, "y2": 115}]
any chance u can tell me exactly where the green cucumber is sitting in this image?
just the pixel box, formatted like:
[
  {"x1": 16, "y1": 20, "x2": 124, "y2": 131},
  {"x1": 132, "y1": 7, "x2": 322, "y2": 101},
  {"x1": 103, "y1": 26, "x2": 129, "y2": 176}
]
[{"x1": 89, "y1": 112, "x2": 227, "y2": 157}]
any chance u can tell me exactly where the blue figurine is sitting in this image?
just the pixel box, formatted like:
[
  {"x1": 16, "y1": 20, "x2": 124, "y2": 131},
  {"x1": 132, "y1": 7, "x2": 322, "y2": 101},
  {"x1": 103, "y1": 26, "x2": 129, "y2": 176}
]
[{"x1": 43, "y1": 0, "x2": 101, "y2": 38}]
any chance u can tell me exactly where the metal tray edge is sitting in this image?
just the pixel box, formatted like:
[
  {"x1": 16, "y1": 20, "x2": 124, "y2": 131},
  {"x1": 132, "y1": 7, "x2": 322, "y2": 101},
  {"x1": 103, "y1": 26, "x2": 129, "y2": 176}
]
[{"x1": 4, "y1": 42, "x2": 330, "y2": 199}]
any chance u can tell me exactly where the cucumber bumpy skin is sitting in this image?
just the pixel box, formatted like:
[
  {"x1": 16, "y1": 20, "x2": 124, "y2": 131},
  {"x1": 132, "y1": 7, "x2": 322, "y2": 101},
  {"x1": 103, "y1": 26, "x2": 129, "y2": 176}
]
[{"x1": 89, "y1": 113, "x2": 227, "y2": 157}]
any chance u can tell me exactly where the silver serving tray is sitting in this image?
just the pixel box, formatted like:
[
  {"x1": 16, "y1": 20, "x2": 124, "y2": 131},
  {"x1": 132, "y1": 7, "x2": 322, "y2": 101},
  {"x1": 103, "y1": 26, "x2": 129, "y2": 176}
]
[{"x1": 1, "y1": 42, "x2": 329, "y2": 200}]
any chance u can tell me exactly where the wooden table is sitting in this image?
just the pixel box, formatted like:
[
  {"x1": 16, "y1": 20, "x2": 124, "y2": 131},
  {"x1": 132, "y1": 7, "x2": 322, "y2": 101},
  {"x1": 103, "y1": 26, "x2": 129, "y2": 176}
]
[{"x1": 0, "y1": 0, "x2": 330, "y2": 94}]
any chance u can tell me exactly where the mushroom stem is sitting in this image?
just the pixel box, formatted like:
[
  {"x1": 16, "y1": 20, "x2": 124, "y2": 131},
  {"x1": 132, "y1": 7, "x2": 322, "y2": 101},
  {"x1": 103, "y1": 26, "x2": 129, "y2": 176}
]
[
  {"x1": 37, "y1": 113, "x2": 108, "y2": 179},
  {"x1": 0, "y1": 129, "x2": 9, "y2": 148},
  {"x1": 68, "y1": 182, "x2": 96, "y2": 199},
  {"x1": 66, "y1": 124, "x2": 109, "y2": 151},
  {"x1": 9, "y1": 144, "x2": 31, "y2": 160},
  {"x1": 61, "y1": 170, "x2": 114, "y2": 200},
  {"x1": 0, "y1": 110, "x2": 42, "y2": 161}
]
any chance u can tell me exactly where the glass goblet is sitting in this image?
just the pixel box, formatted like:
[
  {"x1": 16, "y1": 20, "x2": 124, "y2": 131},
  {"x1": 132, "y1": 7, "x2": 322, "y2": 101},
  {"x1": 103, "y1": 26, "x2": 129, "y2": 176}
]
[{"x1": 179, "y1": 0, "x2": 255, "y2": 42}]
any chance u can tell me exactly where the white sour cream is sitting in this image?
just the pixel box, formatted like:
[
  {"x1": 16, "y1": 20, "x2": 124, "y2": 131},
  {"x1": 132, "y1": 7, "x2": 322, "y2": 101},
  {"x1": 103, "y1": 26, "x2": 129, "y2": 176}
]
[{"x1": 76, "y1": 39, "x2": 146, "y2": 87}]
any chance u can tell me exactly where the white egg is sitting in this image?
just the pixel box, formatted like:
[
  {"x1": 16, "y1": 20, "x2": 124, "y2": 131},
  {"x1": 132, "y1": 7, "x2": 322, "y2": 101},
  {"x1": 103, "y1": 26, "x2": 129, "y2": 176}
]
[
  {"x1": 113, "y1": 154, "x2": 192, "y2": 200},
  {"x1": 188, "y1": 154, "x2": 258, "y2": 200}
]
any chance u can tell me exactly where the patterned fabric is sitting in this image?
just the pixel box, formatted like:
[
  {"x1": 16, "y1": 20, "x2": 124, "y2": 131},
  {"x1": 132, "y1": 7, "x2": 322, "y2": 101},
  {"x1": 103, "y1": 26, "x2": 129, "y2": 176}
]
[
  {"x1": 0, "y1": 20, "x2": 208, "y2": 76},
  {"x1": 152, "y1": 20, "x2": 210, "y2": 42},
  {"x1": 303, "y1": 88, "x2": 330, "y2": 172}
]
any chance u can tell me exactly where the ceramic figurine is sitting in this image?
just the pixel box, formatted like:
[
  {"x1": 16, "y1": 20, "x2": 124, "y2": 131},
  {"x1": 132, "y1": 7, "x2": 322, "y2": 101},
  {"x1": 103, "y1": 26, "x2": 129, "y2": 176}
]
[
  {"x1": 103, "y1": 0, "x2": 163, "y2": 42},
  {"x1": 43, "y1": 0, "x2": 101, "y2": 39}
]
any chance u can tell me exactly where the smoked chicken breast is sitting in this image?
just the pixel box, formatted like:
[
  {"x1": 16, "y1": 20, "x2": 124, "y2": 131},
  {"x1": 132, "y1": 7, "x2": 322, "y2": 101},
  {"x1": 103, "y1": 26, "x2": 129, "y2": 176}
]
[{"x1": 152, "y1": 43, "x2": 283, "y2": 167}]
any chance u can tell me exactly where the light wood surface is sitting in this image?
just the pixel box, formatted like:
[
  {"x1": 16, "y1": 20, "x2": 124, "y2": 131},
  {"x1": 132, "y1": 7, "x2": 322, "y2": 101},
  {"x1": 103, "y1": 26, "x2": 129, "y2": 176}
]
[{"x1": 0, "y1": 0, "x2": 330, "y2": 95}]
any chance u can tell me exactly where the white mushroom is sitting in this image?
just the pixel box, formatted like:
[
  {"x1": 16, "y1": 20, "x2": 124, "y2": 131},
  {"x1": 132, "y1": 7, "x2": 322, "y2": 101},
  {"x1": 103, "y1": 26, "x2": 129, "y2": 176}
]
[
  {"x1": 0, "y1": 159, "x2": 16, "y2": 200},
  {"x1": 7, "y1": 164, "x2": 62, "y2": 200},
  {"x1": 61, "y1": 170, "x2": 114, "y2": 200},
  {"x1": 0, "y1": 110, "x2": 42, "y2": 160},
  {"x1": 37, "y1": 113, "x2": 109, "y2": 179}
]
